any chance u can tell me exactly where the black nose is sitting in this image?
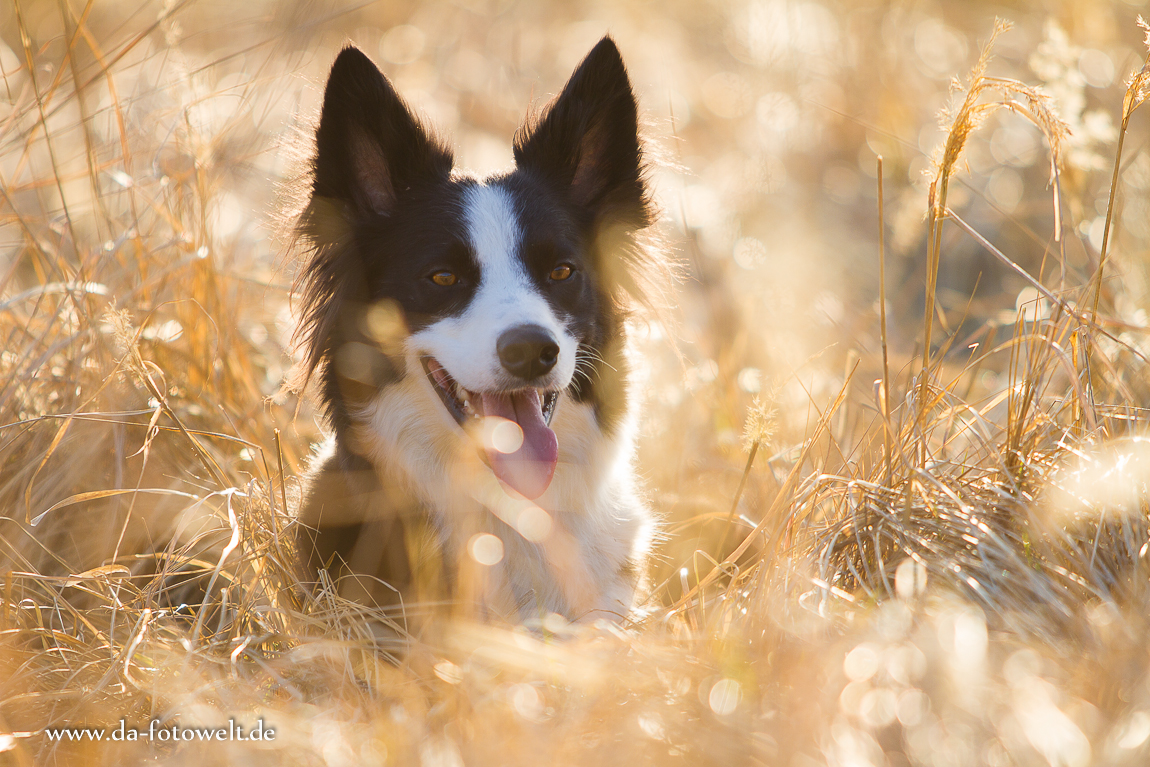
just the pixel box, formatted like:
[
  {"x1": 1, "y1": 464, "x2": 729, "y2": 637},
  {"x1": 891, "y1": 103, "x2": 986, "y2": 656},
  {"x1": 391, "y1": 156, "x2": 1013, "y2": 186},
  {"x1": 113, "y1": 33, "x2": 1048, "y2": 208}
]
[{"x1": 497, "y1": 325, "x2": 559, "y2": 380}]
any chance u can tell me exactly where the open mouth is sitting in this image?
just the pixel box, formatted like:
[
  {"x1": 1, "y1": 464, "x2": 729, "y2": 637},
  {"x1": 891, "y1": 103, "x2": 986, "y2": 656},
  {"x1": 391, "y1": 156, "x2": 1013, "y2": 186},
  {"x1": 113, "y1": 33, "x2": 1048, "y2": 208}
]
[
  {"x1": 422, "y1": 357, "x2": 560, "y2": 500},
  {"x1": 421, "y1": 357, "x2": 558, "y2": 427}
]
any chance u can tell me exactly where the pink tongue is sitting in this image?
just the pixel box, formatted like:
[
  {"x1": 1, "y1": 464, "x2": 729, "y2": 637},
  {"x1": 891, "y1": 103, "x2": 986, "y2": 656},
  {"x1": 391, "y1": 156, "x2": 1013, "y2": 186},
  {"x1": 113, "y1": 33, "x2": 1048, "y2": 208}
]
[{"x1": 480, "y1": 391, "x2": 558, "y2": 500}]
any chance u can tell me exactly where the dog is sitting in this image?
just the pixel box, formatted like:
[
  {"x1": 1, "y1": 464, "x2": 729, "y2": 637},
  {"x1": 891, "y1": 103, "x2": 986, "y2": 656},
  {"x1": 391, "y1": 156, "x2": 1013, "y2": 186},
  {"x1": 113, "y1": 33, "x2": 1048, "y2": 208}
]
[{"x1": 292, "y1": 36, "x2": 665, "y2": 626}]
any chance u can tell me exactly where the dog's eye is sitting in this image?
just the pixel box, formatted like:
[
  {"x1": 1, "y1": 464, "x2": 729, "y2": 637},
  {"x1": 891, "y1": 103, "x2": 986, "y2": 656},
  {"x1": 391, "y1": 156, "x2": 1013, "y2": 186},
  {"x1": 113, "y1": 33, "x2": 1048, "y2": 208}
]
[
  {"x1": 549, "y1": 264, "x2": 574, "y2": 281},
  {"x1": 430, "y1": 271, "x2": 457, "y2": 287}
]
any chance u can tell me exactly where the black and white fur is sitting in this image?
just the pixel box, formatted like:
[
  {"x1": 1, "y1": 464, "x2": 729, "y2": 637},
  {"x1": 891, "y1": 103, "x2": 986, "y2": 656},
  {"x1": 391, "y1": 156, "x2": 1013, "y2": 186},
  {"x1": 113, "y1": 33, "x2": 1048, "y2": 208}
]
[{"x1": 294, "y1": 37, "x2": 662, "y2": 624}]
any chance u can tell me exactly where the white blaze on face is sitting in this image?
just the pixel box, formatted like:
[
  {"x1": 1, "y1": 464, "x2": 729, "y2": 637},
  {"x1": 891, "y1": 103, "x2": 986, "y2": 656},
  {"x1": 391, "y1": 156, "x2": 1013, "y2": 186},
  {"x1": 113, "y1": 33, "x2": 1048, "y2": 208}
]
[{"x1": 410, "y1": 182, "x2": 578, "y2": 392}]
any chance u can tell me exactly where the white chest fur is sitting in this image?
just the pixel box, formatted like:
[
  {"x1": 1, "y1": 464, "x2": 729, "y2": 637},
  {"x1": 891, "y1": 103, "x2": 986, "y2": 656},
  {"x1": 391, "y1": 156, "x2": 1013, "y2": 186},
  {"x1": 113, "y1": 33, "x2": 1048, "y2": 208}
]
[{"x1": 344, "y1": 366, "x2": 654, "y2": 622}]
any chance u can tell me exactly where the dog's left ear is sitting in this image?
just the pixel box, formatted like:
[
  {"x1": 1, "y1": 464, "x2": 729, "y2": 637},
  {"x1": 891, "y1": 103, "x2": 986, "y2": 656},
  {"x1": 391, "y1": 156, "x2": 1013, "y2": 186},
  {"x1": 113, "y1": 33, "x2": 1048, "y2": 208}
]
[{"x1": 514, "y1": 36, "x2": 651, "y2": 229}]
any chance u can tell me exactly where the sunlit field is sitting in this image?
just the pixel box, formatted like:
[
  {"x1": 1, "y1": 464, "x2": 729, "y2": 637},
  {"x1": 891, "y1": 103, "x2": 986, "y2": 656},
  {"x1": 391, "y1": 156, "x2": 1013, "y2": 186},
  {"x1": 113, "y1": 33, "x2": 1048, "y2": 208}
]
[{"x1": 3, "y1": 0, "x2": 1150, "y2": 764}]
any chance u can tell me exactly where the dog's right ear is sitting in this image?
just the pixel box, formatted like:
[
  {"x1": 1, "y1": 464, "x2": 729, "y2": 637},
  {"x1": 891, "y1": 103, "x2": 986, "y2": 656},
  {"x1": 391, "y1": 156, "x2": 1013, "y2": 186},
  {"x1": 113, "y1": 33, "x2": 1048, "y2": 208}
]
[{"x1": 312, "y1": 46, "x2": 452, "y2": 216}]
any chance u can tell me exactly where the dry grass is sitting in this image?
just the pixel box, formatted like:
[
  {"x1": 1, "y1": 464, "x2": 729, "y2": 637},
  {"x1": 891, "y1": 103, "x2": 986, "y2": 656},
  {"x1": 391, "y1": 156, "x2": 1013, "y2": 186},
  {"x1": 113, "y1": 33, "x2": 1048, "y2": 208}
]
[{"x1": 4, "y1": 2, "x2": 1150, "y2": 766}]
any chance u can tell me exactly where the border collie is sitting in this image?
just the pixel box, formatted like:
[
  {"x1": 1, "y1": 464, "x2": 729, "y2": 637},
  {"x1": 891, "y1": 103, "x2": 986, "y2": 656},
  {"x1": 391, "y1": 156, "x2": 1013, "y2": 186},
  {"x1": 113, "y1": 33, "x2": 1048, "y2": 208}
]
[{"x1": 293, "y1": 36, "x2": 664, "y2": 625}]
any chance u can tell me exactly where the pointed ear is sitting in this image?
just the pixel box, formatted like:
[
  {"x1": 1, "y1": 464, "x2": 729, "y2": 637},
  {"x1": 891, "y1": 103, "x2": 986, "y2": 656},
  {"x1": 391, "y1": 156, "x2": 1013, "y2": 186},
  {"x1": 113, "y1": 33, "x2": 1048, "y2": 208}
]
[
  {"x1": 514, "y1": 36, "x2": 652, "y2": 228},
  {"x1": 312, "y1": 45, "x2": 452, "y2": 216}
]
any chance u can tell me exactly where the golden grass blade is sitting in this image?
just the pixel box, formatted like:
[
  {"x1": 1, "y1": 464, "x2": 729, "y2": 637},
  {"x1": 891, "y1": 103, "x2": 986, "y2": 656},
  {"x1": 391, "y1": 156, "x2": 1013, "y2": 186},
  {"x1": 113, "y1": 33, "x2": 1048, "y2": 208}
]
[
  {"x1": 945, "y1": 209, "x2": 1074, "y2": 317},
  {"x1": 878, "y1": 154, "x2": 892, "y2": 483},
  {"x1": 11, "y1": 0, "x2": 80, "y2": 273},
  {"x1": 29, "y1": 488, "x2": 199, "y2": 527},
  {"x1": 189, "y1": 489, "x2": 244, "y2": 645},
  {"x1": 716, "y1": 441, "x2": 759, "y2": 555},
  {"x1": 63, "y1": 565, "x2": 131, "y2": 588},
  {"x1": 1087, "y1": 24, "x2": 1150, "y2": 324},
  {"x1": 274, "y1": 428, "x2": 289, "y2": 518}
]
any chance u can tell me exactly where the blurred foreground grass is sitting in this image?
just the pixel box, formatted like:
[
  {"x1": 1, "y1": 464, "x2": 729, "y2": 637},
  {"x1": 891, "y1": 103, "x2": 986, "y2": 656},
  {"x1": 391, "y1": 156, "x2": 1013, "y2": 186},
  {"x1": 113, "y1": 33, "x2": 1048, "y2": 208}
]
[{"x1": 3, "y1": 1, "x2": 1150, "y2": 765}]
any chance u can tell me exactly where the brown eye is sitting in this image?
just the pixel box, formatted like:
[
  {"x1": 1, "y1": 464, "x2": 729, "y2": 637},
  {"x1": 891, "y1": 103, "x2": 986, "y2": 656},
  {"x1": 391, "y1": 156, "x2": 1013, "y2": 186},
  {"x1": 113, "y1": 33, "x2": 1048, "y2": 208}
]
[
  {"x1": 431, "y1": 271, "x2": 457, "y2": 286},
  {"x1": 549, "y1": 264, "x2": 574, "y2": 281}
]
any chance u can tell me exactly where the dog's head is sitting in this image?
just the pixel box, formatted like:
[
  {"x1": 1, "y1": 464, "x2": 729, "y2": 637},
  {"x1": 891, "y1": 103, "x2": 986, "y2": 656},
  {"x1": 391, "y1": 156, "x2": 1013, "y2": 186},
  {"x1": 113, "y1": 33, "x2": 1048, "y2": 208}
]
[{"x1": 295, "y1": 37, "x2": 657, "y2": 500}]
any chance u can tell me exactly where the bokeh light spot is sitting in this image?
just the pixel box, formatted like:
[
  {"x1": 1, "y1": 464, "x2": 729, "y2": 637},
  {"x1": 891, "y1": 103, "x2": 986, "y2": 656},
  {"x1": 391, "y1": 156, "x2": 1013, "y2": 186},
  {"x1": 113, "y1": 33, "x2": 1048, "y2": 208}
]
[
  {"x1": 483, "y1": 417, "x2": 524, "y2": 454},
  {"x1": 517, "y1": 506, "x2": 552, "y2": 542},
  {"x1": 708, "y1": 678, "x2": 742, "y2": 715},
  {"x1": 844, "y1": 643, "x2": 879, "y2": 682},
  {"x1": 468, "y1": 533, "x2": 504, "y2": 566}
]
